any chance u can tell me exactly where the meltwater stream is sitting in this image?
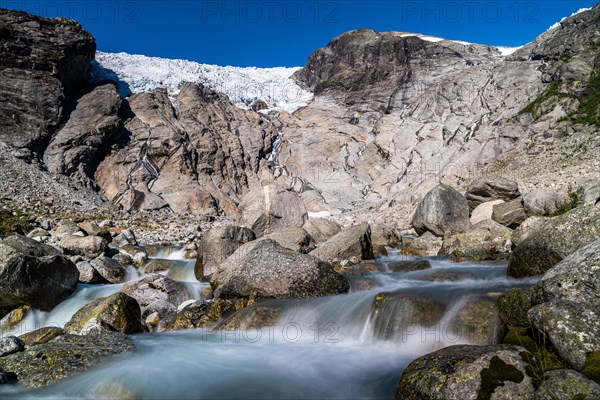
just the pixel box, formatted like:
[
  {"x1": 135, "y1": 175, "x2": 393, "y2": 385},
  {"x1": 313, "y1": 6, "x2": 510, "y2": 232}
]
[{"x1": 0, "y1": 251, "x2": 538, "y2": 400}]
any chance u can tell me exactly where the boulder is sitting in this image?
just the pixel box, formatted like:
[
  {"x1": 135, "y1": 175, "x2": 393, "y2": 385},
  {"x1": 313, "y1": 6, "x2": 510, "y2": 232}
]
[
  {"x1": 470, "y1": 200, "x2": 505, "y2": 225},
  {"x1": 396, "y1": 345, "x2": 534, "y2": 400},
  {"x1": 511, "y1": 216, "x2": 546, "y2": 246},
  {"x1": 0, "y1": 333, "x2": 134, "y2": 388},
  {"x1": 302, "y1": 218, "x2": 342, "y2": 244},
  {"x1": 310, "y1": 223, "x2": 374, "y2": 263},
  {"x1": 122, "y1": 274, "x2": 190, "y2": 312},
  {"x1": 65, "y1": 293, "x2": 143, "y2": 335},
  {"x1": 439, "y1": 220, "x2": 512, "y2": 261},
  {"x1": 535, "y1": 369, "x2": 600, "y2": 400},
  {"x1": 466, "y1": 177, "x2": 521, "y2": 211},
  {"x1": 507, "y1": 206, "x2": 600, "y2": 277},
  {"x1": 386, "y1": 260, "x2": 432, "y2": 272},
  {"x1": 0, "y1": 306, "x2": 29, "y2": 334},
  {"x1": 59, "y1": 235, "x2": 108, "y2": 258},
  {"x1": 19, "y1": 327, "x2": 65, "y2": 346},
  {"x1": 195, "y1": 226, "x2": 256, "y2": 278},
  {"x1": 370, "y1": 223, "x2": 401, "y2": 248},
  {"x1": 524, "y1": 188, "x2": 562, "y2": 216},
  {"x1": 0, "y1": 235, "x2": 79, "y2": 311},
  {"x1": 451, "y1": 299, "x2": 504, "y2": 345},
  {"x1": 582, "y1": 182, "x2": 600, "y2": 207},
  {"x1": 528, "y1": 300, "x2": 600, "y2": 370},
  {"x1": 531, "y1": 240, "x2": 600, "y2": 308},
  {"x1": 76, "y1": 261, "x2": 100, "y2": 284},
  {"x1": 411, "y1": 184, "x2": 470, "y2": 237},
  {"x1": 213, "y1": 240, "x2": 349, "y2": 299},
  {"x1": 238, "y1": 184, "x2": 308, "y2": 236},
  {"x1": 400, "y1": 232, "x2": 443, "y2": 256},
  {"x1": 0, "y1": 336, "x2": 24, "y2": 357},
  {"x1": 90, "y1": 256, "x2": 127, "y2": 284},
  {"x1": 262, "y1": 227, "x2": 316, "y2": 253},
  {"x1": 497, "y1": 289, "x2": 532, "y2": 329},
  {"x1": 78, "y1": 221, "x2": 112, "y2": 243},
  {"x1": 216, "y1": 305, "x2": 282, "y2": 331},
  {"x1": 492, "y1": 200, "x2": 527, "y2": 229}
]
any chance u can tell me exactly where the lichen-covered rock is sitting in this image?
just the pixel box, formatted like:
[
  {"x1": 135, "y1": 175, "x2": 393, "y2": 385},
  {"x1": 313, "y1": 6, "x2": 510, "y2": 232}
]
[
  {"x1": 0, "y1": 305, "x2": 29, "y2": 334},
  {"x1": 530, "y1": 240, "x2": 600, "y2": 308},
  {"x1": 528, "y1": 300, "x2": 600, "y2": 370},
  {"x1": 498, "y1": 289, "x2": 532, "y2": 329},
  {"x1": 452, "y1": 299, "x2": 505, "y2": 345},
  {"x1": 411, "y1": 184, "x2": 470, "y2": 237},
  {"x1": 511, "y1": 216, "x2": 546, "y2": 246},
  {"x1": 310, "y1": 223, "x2": 374, "y2": 263},
  {"x1": 524, "y1": 188, "x2": 562, "y2": 216},
  {"x1": 400, "y1": 232, "x2": 443, "y2": 257},
  {"x1": 440, "y1": 220, "x2": 512, "y2": 262},
  {"x1": 0, "y1": 333, "x2": 134, "y2": 388},
  {"x1": 214, "y1": 240, "x2": 349, "y2": 299},
  {"x1": 302, "y1": 218, "x2": 342, "y2": 244},
  {"x1": 370, "y1": 223, "x2": 401, "y2": 249},
  {"x1": 492, "y1": 200, "x2": 527, "y2": 229},
  {"x1": 508, "y1": 206, "x2": 600, "y2": 277},
  {"x1": 59, "y1": 235, "x2": 108, "y2": 259},
  {"x1": 65, "y1": 292, "x2": 143, "y2": 335},
  {"x1": 466, "y1": 177, "x2": 521, "y2": 211},
  {"x1": 535, "y1": 369, "x2": 600, "y2": 400},
  {"x1": 195, "y1": 226, "x2": 256, "y2": 278},
  {"x1": 396, "y1": 345, "x2": 534, "y2": 400},
  {"x1": 0, "y1": 235, "x2": 78, "y2": 311},
  {"x1": 19, "y1": 327, "x2": 65, "y2": 346}
]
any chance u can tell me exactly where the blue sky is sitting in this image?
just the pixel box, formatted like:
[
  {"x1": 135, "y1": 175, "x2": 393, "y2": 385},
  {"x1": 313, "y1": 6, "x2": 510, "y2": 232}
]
[{"x1": 2, "y1": 1, "x2": 597, "y2": 67}]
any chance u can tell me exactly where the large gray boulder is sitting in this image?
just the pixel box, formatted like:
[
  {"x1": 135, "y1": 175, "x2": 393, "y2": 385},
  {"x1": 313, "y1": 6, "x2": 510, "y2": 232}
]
[
  {"x1": 466, "y1": 177, "x2": 521, "y2": 211},
  {"x1": 0, "y1": 9, "x2": 95, "y2": 151},
  {"x1": 508, "y1": 206, "x2": 600, "y2": 277},
  {"x1": 121, "y1": 274, "x2": 190, "y2": 313},
  {"x1": 0, "y1": 235, "x2": 79, "y2": 311},
  {"x1": 195, "y1": 226, "x2": 256, "y2": 278},
  {"x1": 65, "y1": 293, "x2": 143, "y2": 335},
  {"x1": 44, "y1": 83, "x2": 121, "y2": 187},
  {"x1": 90, "y1": 256, "x2": 127, "y2": 284},
  {"x1": 492, "y1": 200, "x2": 527, "y2": 229},
  {"x1": 59, "y1": 235, "x2": 108, "y2": 259},
  {"x1": 523, "y1": 188, "x2": 562, "y2": 216},
  {"x1": 528, "y1": 300, "x2": 600, "y2": 370},
  {"x1": 214, "y1": 240, "x2": 349, "y2": 299},
  {"x1": 531, "y1": 240, "x2": 600, "y2": 308},
  {"x1": 238, "y1": 184, "x2": 308, "y2": 236},
  {"x1": 310, "y1": 223, "x2": 374, "y2": 263},
  {"x1": 411, "y1": 184, "x2": 470, "y2": 237},
  {"x1": 302, "y1": 218, "x2": 342, "y2": 244},
  {"x1": 262, "y1": 227, "x2": 316, "y2": 253},
  {"x1": 535, "y1": 369, "x2": 600, "y2": 400},
  {"x1": 396, "y1": 345, "x2": 534, "y2": 399},
  {"x1": 0, "y1": 333, "x2": 134, "y2": 388}
]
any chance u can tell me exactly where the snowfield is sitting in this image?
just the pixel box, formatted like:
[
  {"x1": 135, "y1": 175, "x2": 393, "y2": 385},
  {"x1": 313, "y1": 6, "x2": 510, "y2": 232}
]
[{"x1": 91, "y1": 51, "x2": 314, "y2": 113}]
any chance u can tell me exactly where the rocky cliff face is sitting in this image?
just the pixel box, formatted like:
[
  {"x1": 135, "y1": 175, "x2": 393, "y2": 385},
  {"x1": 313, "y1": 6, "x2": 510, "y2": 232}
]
[
  {"x1": 0, "y1": 5, "x2": 599, "y2": 227},
  {"x1": 0, "y1": 9, "x2": 95, "y2": 153}
]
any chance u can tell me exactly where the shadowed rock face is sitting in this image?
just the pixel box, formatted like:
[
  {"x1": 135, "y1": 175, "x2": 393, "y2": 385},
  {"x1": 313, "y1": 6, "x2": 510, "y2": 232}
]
[{"x1": 0, "y1": 9, "x2": 95, "y2": 151}]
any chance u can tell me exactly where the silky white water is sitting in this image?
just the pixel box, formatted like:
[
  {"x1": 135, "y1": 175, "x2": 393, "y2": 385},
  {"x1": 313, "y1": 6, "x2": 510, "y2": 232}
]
[{"x1": 0, "y1": 252, "x2": 537, "y2": 399}]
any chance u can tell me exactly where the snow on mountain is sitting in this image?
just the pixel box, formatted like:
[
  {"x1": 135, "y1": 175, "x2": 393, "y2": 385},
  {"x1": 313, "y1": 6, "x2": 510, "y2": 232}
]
[
  {"x1": 547, "y1": 7, "x2": 592, "y2": 31},
  {"x1": 91, "y1": 51, "x2": 313, "y2": 113}
]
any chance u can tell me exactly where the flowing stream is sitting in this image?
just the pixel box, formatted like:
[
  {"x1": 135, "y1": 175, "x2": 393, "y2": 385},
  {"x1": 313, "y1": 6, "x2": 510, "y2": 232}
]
[{"x1": 0, "y1": 249, "x2": 538, "y2": 399}]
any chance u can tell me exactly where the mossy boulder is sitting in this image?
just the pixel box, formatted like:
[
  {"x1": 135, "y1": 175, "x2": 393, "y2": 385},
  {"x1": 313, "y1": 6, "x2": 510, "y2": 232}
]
[
  {"x1": 387, "y1": 259, "x2": 432, "y2": 272},
  {"x1": 19, "y1": 327, "x2": 65, "y2": 346},
  {"x1": 396, "y1": 345, "x2": 534, "y2": 399},
  {"x1": 160, "y1": 298, "x2": 251, "y2": 332},
  {"x1": 452, "y1": 299, "x2": 505, "y2": 345},
  {"x1": 65, "y1": 293, "x2": 143, "y2": 335},
  {"x1": 508, "y1": 205, "x2": 600, "y2": 277},
  {"x1": 582, "y1": 352, "x2": 600, "y2": 384},
  {"x1": 498, "y1": 288, "x2": 532, "y2": 328},
  {"x1": 535, "y1": 369, "x2": 600, "y2": 400},
  {"x1": 440, "y1": 220, "x2": 512, "y2": 262},
  {"x1": 0, "y1": 333, "x2": 134, "y2": 388},
  {"x1": 216, "y1": 305, "x2": 282, "y2": 330}
]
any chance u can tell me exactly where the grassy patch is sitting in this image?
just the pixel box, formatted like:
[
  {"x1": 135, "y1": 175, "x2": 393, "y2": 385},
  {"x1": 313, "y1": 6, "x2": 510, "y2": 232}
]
[
  {"x1": 518, "y1": 81, "x2": 572, "y2": 117},
  {"x1": 0, "y1": 208, "x2": 33, "y2": 238},
  {"x1": 549, "y1": 186, "x2": 584, "y2": 217},
  {"x1": 572, "y1": 73, "x2": 600, "y2": 127}
]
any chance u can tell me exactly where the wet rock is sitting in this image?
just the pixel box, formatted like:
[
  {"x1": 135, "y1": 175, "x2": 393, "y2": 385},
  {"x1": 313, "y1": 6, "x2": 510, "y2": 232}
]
[
  {"x1": 0, "y1": 333, "x2": 134, "y2": 388},
  {"x1": 302, "y1": 218, "x2": 342, "y2": 244},
  {"x1": 216, "y1": 305, "x2": 282, "y2": 330},
  {"x1": 19, "y1": 327, "x2": 65, "y2": 346},
  {"x1": 59, "y1": 235, "x2": 108, "y2": 258},
  {"x1": 470, "y1": 200, "x2": 505, "y2": 225},
  {"x1": 466, "y1": 177, "x2": 521, "y2": 211},
  {"x1": 452, "y1": 299, "x2": 504, "y2": 345},
  {"x1": 524, "y1": 188, "x2": 562, "y2": 216},
  {"x1": 262, "y1": 227, "x2": 316, "y2": 254},
  {"x1": 0, "y1": 305, "x2": 29, "y2": 334},
  {"x1": 214, "y1": 240, "x2": 349, "y2": 299},
  {"x1": 535, "y1": 369, "x2": 600, "y2": 400},
  {"x1": 492, "y1": 200, "x2": 527, "y2": 229},
  {"x1": 411, "y1": 184, "x2": 470, "y2": 237},
  {"x1": 195, "y1": 226, "x2": 256, "y2": 278},
  {"x1": 416, "y1": 270, "x2": 474, "y2": 282},
  {"x1": 396, "y1": 345, "x2": 534, "y2": 400},
  {"x1": 142, "y1": 259, "x2": 174, "y2": 274},
  {"x1": 91, "y1": 256, "x2": 127, "y2": 284},
  {"x1": 0, "y1": 367, "x2": 16, "y2": 384},
  {"x1": 508, "y1": 205, "x2": 600, "y2": 277},
  {"x1": 530, "y1": 240, "x2": 600, "y2": 308},
  {"x1": 386, "y1": 260, "x2": 432, "y2": 272},
  {"x1": 0, "y1": 336, "x2": 24, "y2": 357},
  {"x1": 0, "y1": 235, "x2": 78, "y2": 311},
  {"x1": 238, "y1": 184, "x2": 308, "y2": 236},
  {"x1": 498, "y1": 289, "x2": 532, "y2": 329},
  {"x1": 122, "y1": 274, "x2": 190, "y2": 313},
  {"x1": 400, "y1": 232, "x2": 443, "y2": 257},
  {"x1": 160, "y1": 298, "x2": 251, "y2": 332},
  {"x1": 65, "y1": 292, "x2": 143, "y2": 335},
  {"x1": 310, "y1": 223, "x2": 374, "y2": 264},
  {"x1": 528, "y1": 300, "x2": 600, "y2": 370}
]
